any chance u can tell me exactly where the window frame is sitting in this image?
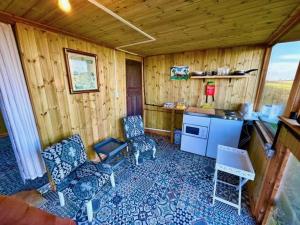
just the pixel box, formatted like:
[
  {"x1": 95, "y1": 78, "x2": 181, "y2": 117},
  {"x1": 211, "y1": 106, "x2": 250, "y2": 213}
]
[{"x1": 254, "y1": 45, "x2": 300, "y2": 137}]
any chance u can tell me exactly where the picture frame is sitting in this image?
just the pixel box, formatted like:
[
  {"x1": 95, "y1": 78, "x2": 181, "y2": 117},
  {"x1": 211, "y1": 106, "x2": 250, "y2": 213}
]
[
  {"x1": 64, "y1": 48, "x2": 99, "y2": 94},
  {"x1": 170, "y1": 66, "x2": 189, "y2": 80}
]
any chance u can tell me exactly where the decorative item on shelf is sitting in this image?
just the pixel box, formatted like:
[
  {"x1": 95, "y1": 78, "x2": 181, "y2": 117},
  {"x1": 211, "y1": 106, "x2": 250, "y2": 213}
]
[
  {"x1": 175, "y1": 99, "x2": 186, "y2": 110},
  {"x1": 217, "y1": 67, "x2": 230, "y2": 76},
  {"x1": 64, "y1": 48, "x2": 99, "y2": 94},
  {"x1": 170, "y1": 66, "x2": 189, "y2": 80},
  {"x1": 205, "y1": 81, "x2": 215, "y2": 103},
  {"x1": 163, "y1": 102, "x2": 175, "y2": 109}
]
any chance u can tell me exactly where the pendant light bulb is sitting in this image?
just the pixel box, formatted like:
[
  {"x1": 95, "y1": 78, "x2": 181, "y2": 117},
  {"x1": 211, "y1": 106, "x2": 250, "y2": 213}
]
[{"x1": 58, "y1": 0, "x2": 71, "y2": 13}]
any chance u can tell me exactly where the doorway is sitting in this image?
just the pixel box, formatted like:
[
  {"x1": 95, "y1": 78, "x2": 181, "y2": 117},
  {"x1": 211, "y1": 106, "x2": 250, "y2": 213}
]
[{"x1": 126, "y1": 59, "x2": 143, "y2": 116}]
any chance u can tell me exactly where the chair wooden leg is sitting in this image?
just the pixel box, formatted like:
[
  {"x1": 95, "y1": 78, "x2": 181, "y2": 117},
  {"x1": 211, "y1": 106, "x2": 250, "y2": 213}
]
[
  {"x1": 86, "y1": 200, "x2": 93, "y2": 222},
  {"x1": 58, "y1": 191, "x2": 65, "y2": 207},
  {"x1": 134, "y1": 151, "x2": 140, "y2": 165},
  {"x1": 153, "y1": 146, "x2": 156, "y2": 159},
  {"x1": 110, "y1": 172, "x2": 116, "y2": 188}
]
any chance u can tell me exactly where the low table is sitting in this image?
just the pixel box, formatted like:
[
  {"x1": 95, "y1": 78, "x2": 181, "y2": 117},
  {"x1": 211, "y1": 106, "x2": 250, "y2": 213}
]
[
  {"x1": 93, "y1": 138, "x2": 128, "y2": 187},
  {"x1": 212, "y1": 145, "x2": 255, "y2": 215}
]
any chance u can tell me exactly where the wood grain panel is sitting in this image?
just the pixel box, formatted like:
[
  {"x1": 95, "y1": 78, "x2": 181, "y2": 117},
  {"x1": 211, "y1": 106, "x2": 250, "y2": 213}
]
[
  {"x1": 280, "y1": 21, "x2": 300, "y2": 43},
  {"x1": 15, "y1": 23, "x2": 127, "y2": 158},
  {"x1": 143, "y1": 46, "x2": 264, "y2": 130},
  {"x1": 246, "y1": 127, "x2": 271, "y2": 221},
  {"x1": 0, "y1": 0, "x2": 299, "y2": 55}
]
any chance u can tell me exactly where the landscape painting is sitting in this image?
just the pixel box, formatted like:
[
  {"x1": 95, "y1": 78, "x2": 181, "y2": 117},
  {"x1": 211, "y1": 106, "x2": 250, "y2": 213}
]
[{"x1": 64, "y1": 48, "x2": 99, "y2": 94}]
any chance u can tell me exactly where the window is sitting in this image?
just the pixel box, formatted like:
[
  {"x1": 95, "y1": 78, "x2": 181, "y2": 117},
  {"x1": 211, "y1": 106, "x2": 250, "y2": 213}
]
[
  {"x1": 259, "y1": 41, "x2": 300, "y2": 135},
  {"x1": 266, "y1": 154, "x2": 300, "y2": 225}
]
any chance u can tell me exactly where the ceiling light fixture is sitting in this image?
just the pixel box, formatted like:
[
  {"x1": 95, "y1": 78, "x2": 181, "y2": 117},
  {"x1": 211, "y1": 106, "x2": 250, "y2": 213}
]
[{"x1": 58, "y1": 0, "x2": 71, "y2": 13}]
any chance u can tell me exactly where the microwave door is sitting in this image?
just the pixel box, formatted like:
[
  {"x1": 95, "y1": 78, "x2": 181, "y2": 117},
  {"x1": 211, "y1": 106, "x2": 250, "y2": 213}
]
[
  {"x1": 185, "y1": 125, "x2": 200, "y2": 136},
  {"x1": 184, "y1": 124, "x2": 208, "y2": 139},
  {"x1": 184, "y1": 124, "x2": 200, "y2": 137}
]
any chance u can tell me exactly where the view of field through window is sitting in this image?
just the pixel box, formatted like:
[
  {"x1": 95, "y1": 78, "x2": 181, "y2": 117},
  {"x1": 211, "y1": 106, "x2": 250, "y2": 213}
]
[
  {"x1": 267, "y1": 154, "x2": 300, "y2": 225},
  {"x1": 260, "y1": 41, "x2": 300, "y2": 135}
]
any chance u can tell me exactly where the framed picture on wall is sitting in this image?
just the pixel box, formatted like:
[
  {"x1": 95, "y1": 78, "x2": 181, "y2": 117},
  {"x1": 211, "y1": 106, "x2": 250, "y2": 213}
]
[
  {"x1": 170, "y1": 66, "x2": 189, "y2": 80},
  {"x1": 64, "y1": 48, "x2": 99, "y2": 94}
]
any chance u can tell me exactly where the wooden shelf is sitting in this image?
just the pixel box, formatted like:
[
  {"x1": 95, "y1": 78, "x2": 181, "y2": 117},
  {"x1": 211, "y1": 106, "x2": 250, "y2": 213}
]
[{"x1": 191, "y1": 75, "x2": 250, "y2": 79}]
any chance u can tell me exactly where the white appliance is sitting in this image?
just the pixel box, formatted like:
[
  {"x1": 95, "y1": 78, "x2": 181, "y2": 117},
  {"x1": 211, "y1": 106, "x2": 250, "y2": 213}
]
[
  {"x1": 181, "y1": 114, "x2": 210, "y2": 156},
  {"x1": 206, "y1": 118, "x2": 243, "y2": 158},
  {"x1": 181, "y1": 111, "x2": 243, "y2": 159}
]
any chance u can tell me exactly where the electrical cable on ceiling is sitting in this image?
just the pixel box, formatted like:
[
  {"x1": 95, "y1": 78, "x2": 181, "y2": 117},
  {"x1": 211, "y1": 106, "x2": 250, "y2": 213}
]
[
  {"x1": 87, "y1": 0, "x2": 156, "y2": 98},
  {"x1": 87, "y1": 0, "x2": 156, "y2": 55}
]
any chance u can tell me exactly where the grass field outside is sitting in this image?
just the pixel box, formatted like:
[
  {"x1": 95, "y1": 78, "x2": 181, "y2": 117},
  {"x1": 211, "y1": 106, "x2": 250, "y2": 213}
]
[
  {"x1": 261, "y1": 80, "x2": 293, "y2": 106},
  {"x1": 259, "y1": 80, "x2": 293, "y2": 135},
  {"x1": 266, "y1": 154, "x2": 300, "y2": 225}
]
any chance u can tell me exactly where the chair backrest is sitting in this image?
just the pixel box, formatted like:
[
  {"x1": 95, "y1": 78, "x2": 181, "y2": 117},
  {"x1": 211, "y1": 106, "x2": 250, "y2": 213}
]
[
  {"x1": 41, "y1": 134, "x2": 87, "y2": 186},
  {"x1": 123, "y1": 115, "x2": 145, "y2": 139}
]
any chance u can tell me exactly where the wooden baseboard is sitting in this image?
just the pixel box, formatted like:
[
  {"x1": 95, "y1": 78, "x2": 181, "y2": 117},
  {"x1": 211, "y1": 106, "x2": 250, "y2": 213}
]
[
  {"x1": 0, "y1": 133, "x2": 8, "y2": 137},
  {"x1": 145, "y1": 128, "x2": 170, "y2": 137}
]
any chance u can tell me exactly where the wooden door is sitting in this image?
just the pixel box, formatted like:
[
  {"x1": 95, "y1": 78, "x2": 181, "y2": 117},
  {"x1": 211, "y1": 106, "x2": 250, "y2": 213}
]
[{"x1": 126, "y1": 59, "x2": 143, "y2": 116}]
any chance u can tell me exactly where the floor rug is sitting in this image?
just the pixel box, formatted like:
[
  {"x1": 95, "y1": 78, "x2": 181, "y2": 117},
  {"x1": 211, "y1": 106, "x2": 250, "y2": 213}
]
[
  {"x1": 39, "y1": 136, "x2": 256, "y2": 225},
  {"x1": 0, "y1": 136, "x2": 48, "y2": 195}
]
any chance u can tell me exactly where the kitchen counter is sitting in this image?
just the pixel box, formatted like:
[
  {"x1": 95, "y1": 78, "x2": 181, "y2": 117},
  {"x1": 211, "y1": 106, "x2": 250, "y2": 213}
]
[{"x1": 185, "y1": 107, "x2": 243, "y2": 121}]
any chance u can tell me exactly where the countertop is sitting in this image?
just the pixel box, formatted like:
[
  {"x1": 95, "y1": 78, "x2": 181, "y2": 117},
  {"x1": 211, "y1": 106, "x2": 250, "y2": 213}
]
[
  {"x1": 279, "y1": 116, "x2": 300, "y2": 138},
  {"x1": 184, "y1": 107, "x2": 244, "y2": 121}
]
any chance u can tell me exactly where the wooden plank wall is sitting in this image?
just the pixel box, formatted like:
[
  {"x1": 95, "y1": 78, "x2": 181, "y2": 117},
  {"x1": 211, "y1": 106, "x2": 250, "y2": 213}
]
[
  {"x1": 247, "y1": 127, "x2": 271, "y2": 221},
  {"x1": 144, "y1": 46, "x2": 265, "y2": 130},
  {"x1": 15, "y1": 23, "x2": 127, "y2": 158}
]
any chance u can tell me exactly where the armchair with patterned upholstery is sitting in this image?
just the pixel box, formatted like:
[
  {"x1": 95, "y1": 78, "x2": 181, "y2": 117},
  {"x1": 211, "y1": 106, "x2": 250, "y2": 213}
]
[
  {"x1": 122, "y1": 115, "x2": 157, "y2": 165},
  {"x1": 41, "y1": 134, "x2": 113, "y2": 222}
]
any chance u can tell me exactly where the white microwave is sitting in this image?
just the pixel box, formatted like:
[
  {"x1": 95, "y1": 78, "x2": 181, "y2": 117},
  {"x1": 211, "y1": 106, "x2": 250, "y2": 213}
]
[{"x1": 183, "y1": 123, "x2": 208, "y2": 139}]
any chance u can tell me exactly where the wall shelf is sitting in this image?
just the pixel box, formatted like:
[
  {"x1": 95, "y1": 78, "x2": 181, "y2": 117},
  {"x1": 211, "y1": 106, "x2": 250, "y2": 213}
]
[
  {"x1": 190, "y1": 75, "x2": 250, "y2": 83},
  {"x1": 191, "y1": 75, "x2": 250, "y2": 79}
]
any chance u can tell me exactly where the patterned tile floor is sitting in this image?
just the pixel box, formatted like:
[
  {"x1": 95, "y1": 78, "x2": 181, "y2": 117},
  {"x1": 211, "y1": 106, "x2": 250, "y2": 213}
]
[
  {"x1": 39, "y1": 136, "x2": 256, "y2": 225},
  {"x1": 0, "y1": 136, "x2": 48, "y2": 195}
]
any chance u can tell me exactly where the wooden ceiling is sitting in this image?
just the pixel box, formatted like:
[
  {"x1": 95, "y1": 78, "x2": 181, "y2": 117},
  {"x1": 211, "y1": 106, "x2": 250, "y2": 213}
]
[
  {"x1": 0, "y1": 0, "x2": 300, "y2": 56},
  {"x1": 280, "y1": 22, "x2": 300, "y2": 43}
]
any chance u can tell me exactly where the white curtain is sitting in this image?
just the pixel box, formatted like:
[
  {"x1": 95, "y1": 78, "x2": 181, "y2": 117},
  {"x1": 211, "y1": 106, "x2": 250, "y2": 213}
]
[{"x1": 0, "y1": 22, "x2": 45, "y2": 180}]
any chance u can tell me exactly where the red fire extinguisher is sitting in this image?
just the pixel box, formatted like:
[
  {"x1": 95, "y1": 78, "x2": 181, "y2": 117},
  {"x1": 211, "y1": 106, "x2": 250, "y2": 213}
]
[{"x1": 205, "y1": 81, "x2": 215, "y2": 103}]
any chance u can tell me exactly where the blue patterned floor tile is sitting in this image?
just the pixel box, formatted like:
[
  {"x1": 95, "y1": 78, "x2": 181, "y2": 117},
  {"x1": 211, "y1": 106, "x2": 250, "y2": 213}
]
[
  {"x1": 0, "y1": 136, "x2": 49, "y2": 195},
  {"x1": 38, "y1": 135, "x2": 256, "y2": 225}
]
